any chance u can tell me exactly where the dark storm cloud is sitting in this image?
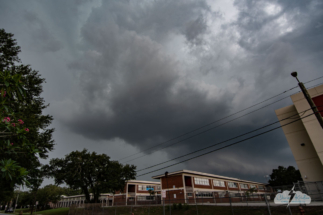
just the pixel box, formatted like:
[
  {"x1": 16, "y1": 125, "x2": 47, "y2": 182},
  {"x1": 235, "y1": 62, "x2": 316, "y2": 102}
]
[
  {"x1": 184, "y1": 16, "x2": 208, "y2": 45},
  {"x1": 65, "y1": 16, "x2": 233, "y2": 145},
  {"x1": 23, "y1": 10, "x2": 63, "y2": 52},
  {"x1": 1, "y1": 0, "x2": 322, "y2": 181},
  {"x1": 54, "y1": 0, "x2": 323, "y2": 180}
]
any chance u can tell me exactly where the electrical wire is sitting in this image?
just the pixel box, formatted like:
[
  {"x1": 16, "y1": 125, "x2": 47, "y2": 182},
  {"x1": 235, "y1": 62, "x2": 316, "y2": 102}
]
[
  {"x1": 125, "y1": 95, "x2": 292, "y2": 163},
  {"x1": 118, "y1": 76, "x2": 323, "y2": 163},
  {"x1": 118, "y1": 87, "x2": 299, "y2": 162},
  {"x1": 137, "y1": 111, "x2": 318, "y2": 177},
  {"x1": 136, "y1": 107, "x2": 315, "y2": 172},
  {"x1": 304, "y1": 76, "x2": 323, "y2": 84}
]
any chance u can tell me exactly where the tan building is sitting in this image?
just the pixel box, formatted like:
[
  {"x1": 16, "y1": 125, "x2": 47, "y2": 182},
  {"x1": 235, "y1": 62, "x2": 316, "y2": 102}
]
[
  {"x1": 55, "y1": 180, "x2": 161, "y2": 207},
  {"x1": 275, "y1": 84, "x2": 323, "y2": 182}
]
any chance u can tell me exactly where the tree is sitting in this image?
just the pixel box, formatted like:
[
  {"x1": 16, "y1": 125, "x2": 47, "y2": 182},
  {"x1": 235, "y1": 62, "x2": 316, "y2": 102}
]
[
  {"x1": 0, "y1": 29, "x2": 54, "y2": 200},
  {"x1": 35, "y1": 185, "x2": 65, "y2": 209},
  {"x1": 268, "y1": 166, "x2": 303, "y2": 186},
  {"x1": 45, "y1": 149, "x2": 136, "y2": 203}
]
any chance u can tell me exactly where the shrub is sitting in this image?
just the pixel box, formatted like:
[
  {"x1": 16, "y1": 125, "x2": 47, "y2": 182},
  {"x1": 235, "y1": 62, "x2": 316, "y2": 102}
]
[
  {"x1": 178, "y1": 203, "x2": 182, "y2": 210},
  {"x1": 172, "y1": 203, "x2": 177, "y2": 210},
  {"x1": 184, "y1": 203, "x2": 189, "y2": 210}
]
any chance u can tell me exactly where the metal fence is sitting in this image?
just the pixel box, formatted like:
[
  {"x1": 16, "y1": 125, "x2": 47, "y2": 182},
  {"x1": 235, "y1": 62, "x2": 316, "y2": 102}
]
[
  {"x1": 269, "y1": 181, "x2": 323, "y2": 201},
  {"x1": 68, "y1": 194, "x2": 323, "y2": 215}
]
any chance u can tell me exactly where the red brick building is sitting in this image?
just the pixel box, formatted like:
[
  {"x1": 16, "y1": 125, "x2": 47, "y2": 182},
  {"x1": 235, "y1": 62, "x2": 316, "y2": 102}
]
[
  {"x1": 55, "y1": 170, "x2": 271, "y2": 207},
  {"x1": 152, "y1": 170, "x2": 271, "y2": 204}
]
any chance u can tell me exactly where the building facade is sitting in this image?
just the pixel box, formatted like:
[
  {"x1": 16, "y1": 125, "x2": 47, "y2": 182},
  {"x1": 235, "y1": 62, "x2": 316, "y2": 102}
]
[
  {"x1": 152, "y1": 170, "x2": 270, "y2": 204},
  {"x1": 275, "y1": 84, "x2": 323, "y2": 182},
  {"x1": 54, "y1": 170, "x2": 270, "y2": 207},
  {"x1": 55, "y1": 180, "x2": 161, "y2": 208}
]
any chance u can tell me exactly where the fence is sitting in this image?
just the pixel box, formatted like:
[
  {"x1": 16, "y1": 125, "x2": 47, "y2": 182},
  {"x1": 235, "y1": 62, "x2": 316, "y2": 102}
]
[{"x1": 68, "y1": 194, "x2": 323, "y2": 215}]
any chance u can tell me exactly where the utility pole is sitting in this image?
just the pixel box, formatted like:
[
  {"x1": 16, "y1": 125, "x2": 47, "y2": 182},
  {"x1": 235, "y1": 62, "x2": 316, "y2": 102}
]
[
  {"x1": 291, "y1": 71, "x2": 323, "y2": 129},
  {"x1": 165, "y1": 172, "x2": 171, "y2": 215}
]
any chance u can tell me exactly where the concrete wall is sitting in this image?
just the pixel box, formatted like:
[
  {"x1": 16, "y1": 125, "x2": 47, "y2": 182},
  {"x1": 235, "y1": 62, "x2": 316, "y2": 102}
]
[{"x1": 275, "y1": 84, "x2": 323, "y2": 181}]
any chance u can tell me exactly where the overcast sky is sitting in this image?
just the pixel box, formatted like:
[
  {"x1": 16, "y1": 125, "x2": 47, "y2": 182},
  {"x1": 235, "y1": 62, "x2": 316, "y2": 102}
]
[{"x1": 1, "y1": 0, "x2": 323, "y2": 186}]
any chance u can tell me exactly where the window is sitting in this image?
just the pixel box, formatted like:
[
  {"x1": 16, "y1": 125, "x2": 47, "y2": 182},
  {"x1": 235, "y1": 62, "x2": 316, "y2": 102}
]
[
  {"x1": 156, "y1": 186, "x2": 161, "y2": 190},
  {"x1": 187, "y1": 193, "x2": 193, "y2": 197},
  {"x1": 128, "y1": 197, "x2": 135, "y2": 201},
  {"x1": 196, "y1": 192, "x2": 213, "y2": 198},
  {"x1": 194, "y1": 178, "x2": 210, "y2": 185},
  {"x1": 146, "y1": 196, "x2": 155, "y2": 200},
  {"x1": 213, "y1": 180, "x2": 225, "y2": 187},
  {"x1": 218, "y1": 192, "x2": 226, "y2": 197},
  {"x1": 240, "y1": 184, "x2": 248, "y2": 189},
  {"x1": 258, "y1": 185, "x2": 264, "y2": 190},
  {"x1": 146, "y1": 185, "x2": 154, "y2": 190},
  {"x1": 250, "y1": 185, "x2": 256, "y2": 189},
  {"x1": 228, "y1": 182, "x2": 238, "y2": 188},
  {"x1": 137, "y1": 196, "x2": 155, "y2": 201},
  {"x1": 138, "y1": 185, "x2": 154, "y2": 191},
  {"x1": 138, "y1": 185, "x2": 146, "y2": 191}
]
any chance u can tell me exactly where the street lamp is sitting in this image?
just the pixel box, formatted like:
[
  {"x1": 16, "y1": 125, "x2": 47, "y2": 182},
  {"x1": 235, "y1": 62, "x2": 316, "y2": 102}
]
[{"x1": 291, "y1": 71, "x2": 323, "y2": 129}]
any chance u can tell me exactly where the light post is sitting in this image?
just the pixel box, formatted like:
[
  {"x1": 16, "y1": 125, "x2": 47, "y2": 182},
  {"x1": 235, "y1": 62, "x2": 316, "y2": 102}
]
[
  {"x1": 13, "y1": 186, "x2": 20, "y2": 213},
  {"x1": 291, "y1": 71, "x2": 323, "y2": 129},
  {"x1": 165, "y1": 171, "x2": 171, "y2": 215}
]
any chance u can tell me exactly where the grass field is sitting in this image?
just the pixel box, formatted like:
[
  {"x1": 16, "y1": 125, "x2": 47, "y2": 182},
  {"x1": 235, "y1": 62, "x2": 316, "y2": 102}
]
[
  {"x1": 0, "y1": 207, "x2": 69, "y2": 215},
  {"x1": 2, "y1": 205, "x2": 323, "y2": 215},
  {"x1": 69, "y1": 205, "x2": 323, "y2": 215}
]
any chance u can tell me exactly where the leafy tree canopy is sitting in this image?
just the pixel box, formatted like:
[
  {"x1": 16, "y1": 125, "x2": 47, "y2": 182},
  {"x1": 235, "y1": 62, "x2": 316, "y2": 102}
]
[
  {"x1": 0, "y1": 29, "x2": 54, "y2": 198},
  {"x1": 268, "y1": 166, "x2": 303, "y2": 187},
  {"x1": 45, "y1": 149, "x2": 136, "y2": 203}
]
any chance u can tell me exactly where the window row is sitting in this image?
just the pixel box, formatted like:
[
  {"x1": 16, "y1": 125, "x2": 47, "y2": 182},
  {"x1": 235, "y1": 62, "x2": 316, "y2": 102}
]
[
  {"x1": 213, "y1": 180, "x2": 225, "y2": 187},
  {"x1": 138, "y1": 185, "x2": 155, "y2": 191},
  {"x1": 193, "y1": 178, "x2": 261, "y2": 190},
  {"x1": 240, "y1": 184, "x2": 248, "y2": 189},
  {"x1": 228, "y1": 182, "x2": 238, "y2": 188},
  {"x1": 196, "y1": 192, "x2": 213, "y2": 198},
  {"x1": 137, "y1": 196, "x2": 155, "y2": 201},
  {"x1": 194, "y1": 178, "x2": 210, "y2": 185}
]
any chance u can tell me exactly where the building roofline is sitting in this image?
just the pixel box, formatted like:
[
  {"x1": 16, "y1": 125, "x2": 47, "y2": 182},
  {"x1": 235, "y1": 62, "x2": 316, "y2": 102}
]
[
  {"x1": 152, "y1": 169, "x2": 266, "y2": 185},
  {"x1": 127, "y1": 180, "x2": 160, "y2": 184}
]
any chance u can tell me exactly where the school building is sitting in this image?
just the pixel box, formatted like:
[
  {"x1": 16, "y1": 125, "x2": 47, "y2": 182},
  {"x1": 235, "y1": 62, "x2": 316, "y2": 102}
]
[
  {"x1": 275, "y1": 84, "x2": 323, "y2": 182},
  {"x1": 55, "y1": 170, "x2": 270, "y2": 207}
]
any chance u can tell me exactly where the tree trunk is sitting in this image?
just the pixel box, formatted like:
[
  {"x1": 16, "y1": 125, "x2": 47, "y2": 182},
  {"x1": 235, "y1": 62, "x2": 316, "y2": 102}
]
[{"x1": 82, "y1": 187, "x2": 91, "y2": 203}]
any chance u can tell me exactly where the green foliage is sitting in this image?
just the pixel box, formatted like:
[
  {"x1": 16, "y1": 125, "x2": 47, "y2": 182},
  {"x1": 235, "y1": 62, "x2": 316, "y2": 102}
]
[
  {"x1": 245, "y1": 187, "x2": 258, "y2": 197},
  {"x1": 268, "y1": 166, "x2": 303, "y2": 186},
  {"x1": 178, "y1": 202, "x2": 183, "y2": 209},
  {"x1": 183, "y1": 203, "x2": 189, "y2": 210},
  {"x1": 172, "y1": 203, "x2": 177, "y2": 210},
  {"x1": 45, "y1": 149, "x2": 136, "y2": 203},
  {"x1": 60, "y1": 187, "x2": 82, "y2": 196},
  {"x1": 0, "y1": 28, "x2": 54, "y2": 207}
]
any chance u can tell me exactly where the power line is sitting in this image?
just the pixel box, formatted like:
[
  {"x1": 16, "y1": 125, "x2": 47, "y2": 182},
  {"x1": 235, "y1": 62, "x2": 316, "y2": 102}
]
[
  {"x1": 125, "y1": 94, "x2": 292, "y2": 163},
  {"x1": 136, "y1": 107, "x2": 313, "y2": 172},
  {"x1": 303, "y1": 76, "x2": 323, "y2": 84},
  {"x1": 137, "y1": 111, "x2": 317, "y2": 177},
  {"x1": 118, "y1": 76, "x2": 323, "y2": 163},
  {"x1": 118, "y1": 86, "x2": 298, "y2": 162}
]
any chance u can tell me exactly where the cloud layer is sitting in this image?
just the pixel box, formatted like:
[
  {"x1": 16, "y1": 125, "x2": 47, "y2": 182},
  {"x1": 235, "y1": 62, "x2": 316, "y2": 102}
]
[{"x1": 1, "y1": 0, "x2": 323, "y2": 182}]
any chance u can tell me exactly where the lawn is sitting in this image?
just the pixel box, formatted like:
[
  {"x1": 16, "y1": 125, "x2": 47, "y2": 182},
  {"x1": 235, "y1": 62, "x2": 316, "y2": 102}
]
[
  {"x1": 3, "y1": 205, "x2": 322, "y2": 215},
  {"x1": 68, "y1": 205, "x2": 323, "y2": 215},
  {"x1": 1, "y1": 207, "x2": 69, "y2": 215}
]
